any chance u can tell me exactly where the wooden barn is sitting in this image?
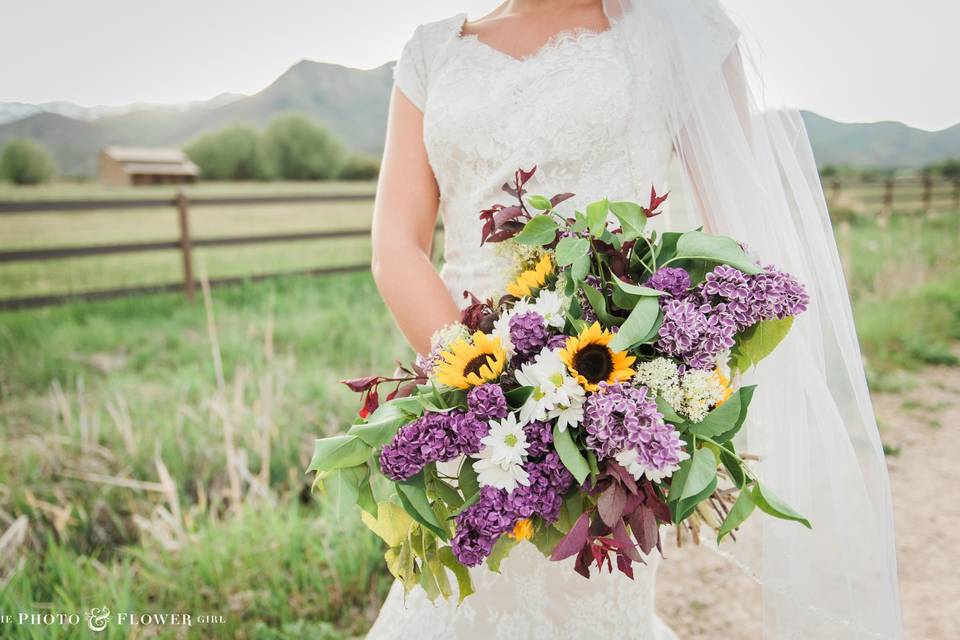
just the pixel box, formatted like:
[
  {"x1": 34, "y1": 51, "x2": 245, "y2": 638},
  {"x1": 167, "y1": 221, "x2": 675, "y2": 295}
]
[{"x1": 99, "y1": 146, "x2": 199, "y2": 186}]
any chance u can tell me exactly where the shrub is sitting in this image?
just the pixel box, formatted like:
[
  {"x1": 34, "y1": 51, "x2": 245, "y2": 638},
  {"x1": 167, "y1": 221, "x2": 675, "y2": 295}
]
[
  {"x1": 184, "y1": 125, "x2": 270, "y2": 180},
  {"x1": 263, "y1": 114, "x2": 345, "y2": 180},
  {"x1": 338, "y1": 154, "x2": 380, "y2": 180},
  {"x1": 0, "y1": 138, "x2": 56, "y2": 184}
]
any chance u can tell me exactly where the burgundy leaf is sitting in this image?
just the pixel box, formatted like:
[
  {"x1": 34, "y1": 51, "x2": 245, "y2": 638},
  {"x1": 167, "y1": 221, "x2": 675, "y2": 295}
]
[
  {"x1": 518, "y1": 165, "x2": 537, "y2": 187},
  {"x1": 630, "y1": 505, "x2": 660, "y2": 555},
  {"x1": 359, "y1": 389, "x2": 379, "y2": 419},
  {"x1": 645, "y1": 186, "x2": 670, "y2": 217},
  {"x1": 492, "y1": 205, "x2": 525, "y2": 226},
  {"x1": 613, "y1": 519, "x2": 643, "y2": 562},
  {"x1": 551, "y1": 511, "x2": 591, "y2": 561},
  {"x1": 550, "y1": 192, "x2": 576, "y2": 207},
  {"x1": 616, "y1": 553, "x2": 635, "y2": 579},
  {"x1": 597, "y1": 483, "x2": 627, "y2": 528},
  {"x1": 607, "y1": 461, "x2": 639, "y2": 495},
  {"x1": 643, "y1": 481, "x2": 672, "y2": 523},
  {"x1": 339, "y1": 375, "x2": 383, "y2": 393},
  {"x1": 574, "y1": 546, "x2": 592, "y2": 578}
]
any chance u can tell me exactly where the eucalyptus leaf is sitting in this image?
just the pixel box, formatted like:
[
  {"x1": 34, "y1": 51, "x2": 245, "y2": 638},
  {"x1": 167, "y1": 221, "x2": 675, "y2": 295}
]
[
  {"x1": 611, "y1": 276, "x2": 665, "y2": 298},
  {"x1": 515, "y1": 215, "x2": 559, "y2": 246},
  {"x1": 571, "y1": 253, "x2": 591, "y2": 282}
]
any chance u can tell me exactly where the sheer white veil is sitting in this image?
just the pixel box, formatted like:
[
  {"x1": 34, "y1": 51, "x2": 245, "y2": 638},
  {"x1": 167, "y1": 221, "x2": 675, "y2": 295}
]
[{"x1": 602, "y1": 0, "x2": 904, "y2": 637}]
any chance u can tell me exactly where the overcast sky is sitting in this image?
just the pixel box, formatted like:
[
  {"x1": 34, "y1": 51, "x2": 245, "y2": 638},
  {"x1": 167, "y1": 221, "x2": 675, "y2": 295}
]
[{"x1": 0, "y1": 0, "x2": 956, "y2": 131}]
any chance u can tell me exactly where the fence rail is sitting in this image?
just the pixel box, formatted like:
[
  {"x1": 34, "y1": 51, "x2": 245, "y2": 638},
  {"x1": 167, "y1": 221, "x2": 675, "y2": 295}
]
[
  {"x1": 2, "y1": 176, "x2": 958, "y2": 311},
  {"x1": 0, "y1": 190, "x2": 380, "y2": 311}
]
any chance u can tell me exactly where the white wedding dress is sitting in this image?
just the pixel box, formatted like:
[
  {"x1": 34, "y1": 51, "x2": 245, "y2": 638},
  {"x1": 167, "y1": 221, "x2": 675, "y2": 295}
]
[{"x1": 365, "y1": 10, "x2": 739, "y2": 639}]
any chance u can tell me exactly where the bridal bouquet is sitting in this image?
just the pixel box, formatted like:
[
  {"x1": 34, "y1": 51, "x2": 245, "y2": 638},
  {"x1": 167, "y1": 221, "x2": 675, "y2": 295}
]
[{"x1": 309, "y1": 167, "x2": 811, "y2": 602}]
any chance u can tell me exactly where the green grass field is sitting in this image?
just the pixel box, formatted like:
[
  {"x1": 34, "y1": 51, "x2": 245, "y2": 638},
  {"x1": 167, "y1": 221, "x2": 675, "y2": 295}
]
[{"x1": 0, "y1": 180, "x2": 958, "y2": 638}]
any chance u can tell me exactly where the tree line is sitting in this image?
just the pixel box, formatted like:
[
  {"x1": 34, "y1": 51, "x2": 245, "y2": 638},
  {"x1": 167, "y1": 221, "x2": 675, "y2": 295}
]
[{"x1": 0, "y1": 113, "x2": 379, "y2": 185}]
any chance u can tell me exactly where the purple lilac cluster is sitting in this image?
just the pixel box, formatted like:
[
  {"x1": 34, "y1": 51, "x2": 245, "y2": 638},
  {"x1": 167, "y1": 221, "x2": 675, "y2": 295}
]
[
  {"x1": 651, "y1": 264, "x2": 808, "y2": 369},
  {"x1": 379, "y1": 409, "x2": 490, "y2": 481},
  {"x1": 509, "y1": 311, "x2": 549, "y2": 360},
  {"x1": 645, "y1": 267, "x2": 691, "y2": 298},
  {"x1": 467, "y1": 384, "x2": 508, "y2": 421},
  {"x1": 582, "y1": 382, "x2": 671, "y2": 460},
  {"x1": 523, "y1": 419, "x2": 554, "y2": 458},
  {"x1": 451, "y1": 453, "x2": 573, "y2": 566}
]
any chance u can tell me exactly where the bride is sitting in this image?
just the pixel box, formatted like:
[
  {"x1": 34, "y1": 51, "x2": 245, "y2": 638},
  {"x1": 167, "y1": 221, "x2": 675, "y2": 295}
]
[{"x1": 365, "y1": 0, "x2": 904, "y2": 638}]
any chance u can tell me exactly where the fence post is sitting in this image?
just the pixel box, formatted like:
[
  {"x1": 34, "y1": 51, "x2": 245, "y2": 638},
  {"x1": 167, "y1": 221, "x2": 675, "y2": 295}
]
[
  {"x1": 176, "y1": 189, "x2": 195, "y2": 301},
  {"x1": 921, "y1": 176, "x2": 933, "y2": 212},
  {"x1": 830, "y1": 180, "x2": 841, "y2": 206},
  {"x1": 882, "y1": 178, "x2": 895, "y2": 215}
]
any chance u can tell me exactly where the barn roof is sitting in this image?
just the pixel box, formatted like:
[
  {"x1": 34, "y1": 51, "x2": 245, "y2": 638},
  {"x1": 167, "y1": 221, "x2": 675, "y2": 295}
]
[{"x1": 101, "y1": 146, "x2": 199, "y2": 176}]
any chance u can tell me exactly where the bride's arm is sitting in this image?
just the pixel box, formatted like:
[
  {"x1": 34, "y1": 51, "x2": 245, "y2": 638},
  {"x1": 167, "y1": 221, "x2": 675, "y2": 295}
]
[{"x1": 371, "y1": 88, "x2": 460, "y2": 355}]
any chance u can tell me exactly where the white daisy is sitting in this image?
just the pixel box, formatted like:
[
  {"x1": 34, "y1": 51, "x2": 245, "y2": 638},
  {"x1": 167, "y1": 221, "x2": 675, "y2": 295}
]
[
  {"x1": 514, "y1": 349, "x2": 585, "y2": 429},
  {"x1": 615, "y1": 447, "x2": 689, "y2": 483},
  {"x1": 472, "y1": 414, "x2": 531, "y2": 492},
  {"x1": 526, "y1": 289, "x2": 570, "y2": 329}
]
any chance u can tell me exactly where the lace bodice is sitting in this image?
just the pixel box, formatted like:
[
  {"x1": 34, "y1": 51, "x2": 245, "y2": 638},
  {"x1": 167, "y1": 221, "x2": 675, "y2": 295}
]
[{"x1": 394, "y1": 13, "x2": 675, "y2": 305}]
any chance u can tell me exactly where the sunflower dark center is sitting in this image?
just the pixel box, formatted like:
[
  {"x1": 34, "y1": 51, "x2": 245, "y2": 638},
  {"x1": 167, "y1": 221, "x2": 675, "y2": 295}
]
[
  {"x1": 573, "y1": 344, "x2": 614, "y2": 383},
  {"x1": 463, "y1": 354, "x2": 492, "y2": 378}
]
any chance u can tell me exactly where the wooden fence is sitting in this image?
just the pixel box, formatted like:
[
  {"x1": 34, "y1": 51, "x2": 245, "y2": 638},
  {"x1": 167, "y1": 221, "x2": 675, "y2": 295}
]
[
  {"x1": 1, "y1": 176, "x2": 958, "y2": 311},
  {"x1": 0, "y1": 191, "x2": 379, "y2": 311}
]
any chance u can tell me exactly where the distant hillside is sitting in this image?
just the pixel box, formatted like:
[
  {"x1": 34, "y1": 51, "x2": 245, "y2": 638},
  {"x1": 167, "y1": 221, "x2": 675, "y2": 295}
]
[
  {"x1": 0, "y1": 59, "x2": 956, "y2": 176},
  {"x1": 0, "y1": 61, "x2": 393, "y2": 176},
  {"x1": 801, "y1": 112, "x2": 960, "y2": 169}
]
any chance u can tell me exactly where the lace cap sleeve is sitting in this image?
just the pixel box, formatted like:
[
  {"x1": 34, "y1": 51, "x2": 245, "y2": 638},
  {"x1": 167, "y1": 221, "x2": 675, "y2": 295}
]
[
  {"x1": 394, "y1": 25, "x2": 428, "y2": 111},
  {"x1": 393, "y1": 14, "x2": 465, "y2": 112}
]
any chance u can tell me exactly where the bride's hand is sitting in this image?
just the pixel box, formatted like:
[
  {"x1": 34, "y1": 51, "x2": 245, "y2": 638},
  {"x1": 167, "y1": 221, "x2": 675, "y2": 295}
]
[{"x1": 371, "y1": 87, "x2": 460, "y2": 355}]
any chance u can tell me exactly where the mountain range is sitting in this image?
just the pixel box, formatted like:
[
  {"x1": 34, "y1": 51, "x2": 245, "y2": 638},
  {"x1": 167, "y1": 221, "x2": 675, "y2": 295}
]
[{"x1": 0, "y1": 60, "x2": 956, "y2": 176}]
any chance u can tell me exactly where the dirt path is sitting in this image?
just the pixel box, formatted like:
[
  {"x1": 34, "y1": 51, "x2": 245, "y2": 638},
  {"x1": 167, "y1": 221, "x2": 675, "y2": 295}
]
[{"x1": 656, "y1": 366, "x2": 960, "y2": 639}]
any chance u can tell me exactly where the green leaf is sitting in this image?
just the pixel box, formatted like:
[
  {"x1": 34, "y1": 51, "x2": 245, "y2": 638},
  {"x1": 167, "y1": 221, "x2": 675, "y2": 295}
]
[
  {"x1": 611, "y1": 276, "x2": 665, "y2": 298},
  {"x1": 486, "y1": 535, "x2": 519, "y2": 573},
  {"x1": 396, "y1": 472, "x2": 449, "y2": 540},
  {"x1": 676, "y1": 447, "x2": 717, "y2": 502},
  {"x1": 431, "y1": 477, "x2": 464, "y2": 510},
  {"x1": 719, "y1": 444, "x2": 747, "y2": 488},
  {"x1": 553, "y1": 424, "x2": 590, "y2": 485},
  {"x1": 362, "y1": 501, "x2": 415, "y2": 547},
  {"x1": 438, "y1": 547, "x2": 475, "y2": 604},
  {"x1": 751, "y1": 482, "x2": 811, "y2": 528},
  {"x1": 586, "y1": 198, "x2": 609, "y2": 236},
  {"x1": 609, "y1": 297, "x2": 661, "y2": 352},
  {"x1": 674, "y1": 231, "x2": 763, "y2": 275},
  {"x1": 447, "y1": 489, "x2": 481, "y2": 518},
  {"x1": 586, "y1": 450, "x2": 600, "y2": 484},
  {"x1": 655, "y1": 396, "x2": 684, "y2": 424},
  {"x1": 570, "y1": 210, "x2": 588, "y2": 233},
  {"x1": 458, "y1": 460, "x2": 480, "y2": 501},
  {"x1": 686, "y1": 389, "x2": 744, "y2": 438},
  {"x1": 713, "y1": 385, "x2": 757, "y2": 444},
  {"x1": 527, "y1": 194, "x2": 553, "y2": 210},
  {"x1": 672, "y1": 476, "x2": 717, "y2": 523},
  {"x1": 307, "y1": 435, "x2": 371, "y2": 473},
  {"x1": 530, "y1": 524, "x2": 565, "y2": 557},
  {"x1": 555, "y1": 236, "x2": 590, "y2": 267},
  {"x1": 515, "y1": 215, "x2": 559, "y2": 246},
  {"x1": 505, "y1": 386, "x2": 534, "y2": 409},
  {"x1": 581, "y1": 284, "x2": 615, "y2": 326},
  {"x1": 609, "y1": 201, "x2": 646, "y2": 240},
  {"x1": 717, "y1": 487, "x2": 756, "y2": 541},
  {"x1": 571, "y1": 253, "x2": 590, "y2": 282},
  {"x1": 347, "y1": 403, "x2": 412, "y2": 448},
  {"x1": 324, "y1": 466, "x2": 363, "y2": 517},
  {"x1": 736, "y1": 317, "x2": 795, "y2": 369}
]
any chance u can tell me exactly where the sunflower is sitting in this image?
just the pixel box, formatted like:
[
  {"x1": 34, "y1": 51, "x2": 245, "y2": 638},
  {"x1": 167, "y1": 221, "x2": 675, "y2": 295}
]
[
  {"x1": 436, "y1": 331, "x2": 507, "y2": 389},
  {"x1": 560, "y1": 322, "x2": 636, "y2": 391},
  {"x1": 506, "y1": 253, "x2": 553, "y2": 298}
]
